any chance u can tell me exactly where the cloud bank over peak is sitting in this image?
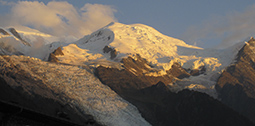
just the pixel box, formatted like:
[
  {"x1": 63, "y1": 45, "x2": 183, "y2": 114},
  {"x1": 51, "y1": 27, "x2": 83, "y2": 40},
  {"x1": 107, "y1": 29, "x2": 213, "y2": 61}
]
[{"x1": 0, "y1": 1, "x2": 117, "y2": 38}]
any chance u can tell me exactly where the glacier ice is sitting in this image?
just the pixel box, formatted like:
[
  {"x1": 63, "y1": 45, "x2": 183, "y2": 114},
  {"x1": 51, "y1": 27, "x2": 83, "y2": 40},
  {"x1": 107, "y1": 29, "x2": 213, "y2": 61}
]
[{"x1": 0, "y1": 55, "x2": 151, "y2": 126}]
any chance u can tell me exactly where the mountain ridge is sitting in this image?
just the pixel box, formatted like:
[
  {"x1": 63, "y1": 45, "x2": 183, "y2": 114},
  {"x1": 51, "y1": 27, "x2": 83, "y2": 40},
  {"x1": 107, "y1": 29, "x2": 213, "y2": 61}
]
[
  {"x1": 0, "y1": 22, "x2": 254, "y2": 125},
  {"x1": 216, "y1": 37, "x2": 255, "y2": 123}
]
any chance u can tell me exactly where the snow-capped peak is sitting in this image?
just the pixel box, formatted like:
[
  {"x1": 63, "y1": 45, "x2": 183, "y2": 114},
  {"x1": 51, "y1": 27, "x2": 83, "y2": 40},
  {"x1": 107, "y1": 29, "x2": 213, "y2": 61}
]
[
  {"x1": 58, "y1": 22, "x2": 203, "y2": 71},
  {"x1": 54, "y1": 22, "x2": 246, "y2": 97}
]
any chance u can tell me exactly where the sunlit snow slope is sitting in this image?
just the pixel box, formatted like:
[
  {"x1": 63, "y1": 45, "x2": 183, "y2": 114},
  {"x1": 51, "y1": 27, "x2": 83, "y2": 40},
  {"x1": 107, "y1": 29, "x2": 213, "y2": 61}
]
[{"x1": 60, "y1": 22, "x2": 202, "y2": 70}]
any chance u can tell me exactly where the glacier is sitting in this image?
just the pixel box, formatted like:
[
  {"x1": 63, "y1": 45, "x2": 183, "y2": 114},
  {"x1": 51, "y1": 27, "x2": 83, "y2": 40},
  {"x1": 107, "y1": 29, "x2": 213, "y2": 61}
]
[{"x1": 0, "y1": 55, "x2": 151, "y2": 126}]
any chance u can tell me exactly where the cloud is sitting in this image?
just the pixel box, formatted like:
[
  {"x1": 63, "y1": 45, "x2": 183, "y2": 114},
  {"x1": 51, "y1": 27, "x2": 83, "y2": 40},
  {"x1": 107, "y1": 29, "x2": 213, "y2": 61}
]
[
  {"x1": 0, "y1": 1, "x2": 117, "y2": 38},
  {"x1": 80, "y1": 3, "x2": 117, "y2": 34},
  {"x1": 181, "y1": 4, "x2": 255, "y2": 48}
]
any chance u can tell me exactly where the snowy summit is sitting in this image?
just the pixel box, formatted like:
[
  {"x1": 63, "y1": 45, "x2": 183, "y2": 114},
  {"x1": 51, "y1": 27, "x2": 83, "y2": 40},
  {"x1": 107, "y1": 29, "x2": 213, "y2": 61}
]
[{"x1": 49, "y1": 22, "x2": 243, "y2": 97}]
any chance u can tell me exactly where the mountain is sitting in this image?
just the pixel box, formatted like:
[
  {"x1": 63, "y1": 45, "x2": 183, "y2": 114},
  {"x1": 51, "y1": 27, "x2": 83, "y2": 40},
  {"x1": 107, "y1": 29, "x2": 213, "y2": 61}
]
[
  {"x1": 216, "y1": 37, "x2": 255, "y2": 123},
  {"x1": 54, "y1": 22, "x2": 244, "y2": 97},
  {"x1": 0, "y1": 22, "x2": 254, "y2": 125}
]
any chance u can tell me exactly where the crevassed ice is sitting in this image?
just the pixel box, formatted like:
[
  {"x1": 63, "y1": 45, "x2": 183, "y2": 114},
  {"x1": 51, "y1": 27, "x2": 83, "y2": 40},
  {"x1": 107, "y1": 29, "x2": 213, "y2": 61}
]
[{"x1": 4, "y1": 55, "x2": 151, "y2": 126}]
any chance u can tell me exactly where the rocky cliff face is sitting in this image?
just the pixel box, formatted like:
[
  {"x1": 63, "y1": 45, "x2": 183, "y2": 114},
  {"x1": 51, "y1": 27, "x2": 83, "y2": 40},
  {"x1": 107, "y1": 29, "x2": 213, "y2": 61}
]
[
  {"x1": 216, "y1": 37, "x2": 255, "y2": 123},
  {"x1": 133, "y1": 86, "x2": 254, "y2": 126},
  {"x1": 95, "y1": 54, "x2": 190, "y2": 93},
  {"x1": 96, "y1": 54, "x2": 254, "y2": 126}
]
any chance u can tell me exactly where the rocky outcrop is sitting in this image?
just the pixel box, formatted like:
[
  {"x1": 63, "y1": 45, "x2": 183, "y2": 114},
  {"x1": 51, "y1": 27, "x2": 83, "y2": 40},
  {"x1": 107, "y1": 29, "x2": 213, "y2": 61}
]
[
  {"x1": 52, "y1": 47, "x2": 64, "y2": 56},
  {"x1": 121, "y1": 54, "x2": 152, "y2": 76},
  {"x1": 95, "y1": 54, "x2": 191, "y2": 93},
  {"x1": 184, "y1": 66, "x2": 206, "y2": 76},
  {"x1": 103, "y1": 45, "x2": 117, "y2": 59},
  {"x1": 95, "y1": 54, "x2": 181, "y2": 93},
  {"x1": 216, "y1": 37, "x2": 255, "y2": 123},
  {"x1": 167, "y1": 62, "x2": 190, "y2": 79},
  {"x1": 48, "y1": 53, "x2": 59, "y2": 62},
  {"x1": 190, "y1": 66, "x2": 206, "y2": 76},
  {"x1": 48, "y1": 47, "x2": 64, "y2": 62},
  {"x1": 102, "y1": 45, "x2": 112, "y2": 53},
  {"x1": 8, "y1": 28, "x2": 31, "y2": 46},
  {"x1": 0, "y1": 28, "x2": 9, "y2": 35}
]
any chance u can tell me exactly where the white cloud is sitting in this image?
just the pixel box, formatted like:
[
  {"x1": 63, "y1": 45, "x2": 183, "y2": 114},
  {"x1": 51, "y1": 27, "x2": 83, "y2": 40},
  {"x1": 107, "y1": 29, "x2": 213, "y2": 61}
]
[
  {"x1": 0, "y1": 1, "x2": 117, "y2": 38},
  {"x1": 181, "y1": 4, "x2": 255, "y2": 48}
]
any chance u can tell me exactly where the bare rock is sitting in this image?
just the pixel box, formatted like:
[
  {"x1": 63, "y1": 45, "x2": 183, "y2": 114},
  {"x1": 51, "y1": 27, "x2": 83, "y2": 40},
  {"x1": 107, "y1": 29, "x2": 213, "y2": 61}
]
[
  {"x1": 103, "y1": 46, "x2": 117, "y2": 59},
  {"x1": 216, "y1": 38, "x2": 255, "y2": 123},
  {"x1": 48, "y1": 47, "x2": 64, "y2": 62},
  {"x1": 0, "y1": 28, "x2": 9, "y2": 35}
]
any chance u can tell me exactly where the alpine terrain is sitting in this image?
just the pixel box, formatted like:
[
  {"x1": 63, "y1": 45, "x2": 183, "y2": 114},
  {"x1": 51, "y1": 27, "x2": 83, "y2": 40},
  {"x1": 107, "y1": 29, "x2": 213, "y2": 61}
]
[{"x1": 0, "y1": 22, "x2": 254, "y2": 126}]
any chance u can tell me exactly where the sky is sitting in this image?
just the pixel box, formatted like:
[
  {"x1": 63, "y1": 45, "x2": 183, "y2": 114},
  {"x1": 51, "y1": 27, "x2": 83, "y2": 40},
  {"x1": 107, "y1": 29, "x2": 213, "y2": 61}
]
[{"x1": 0, "y1": 0, "x2": 255, "y2": 48}]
